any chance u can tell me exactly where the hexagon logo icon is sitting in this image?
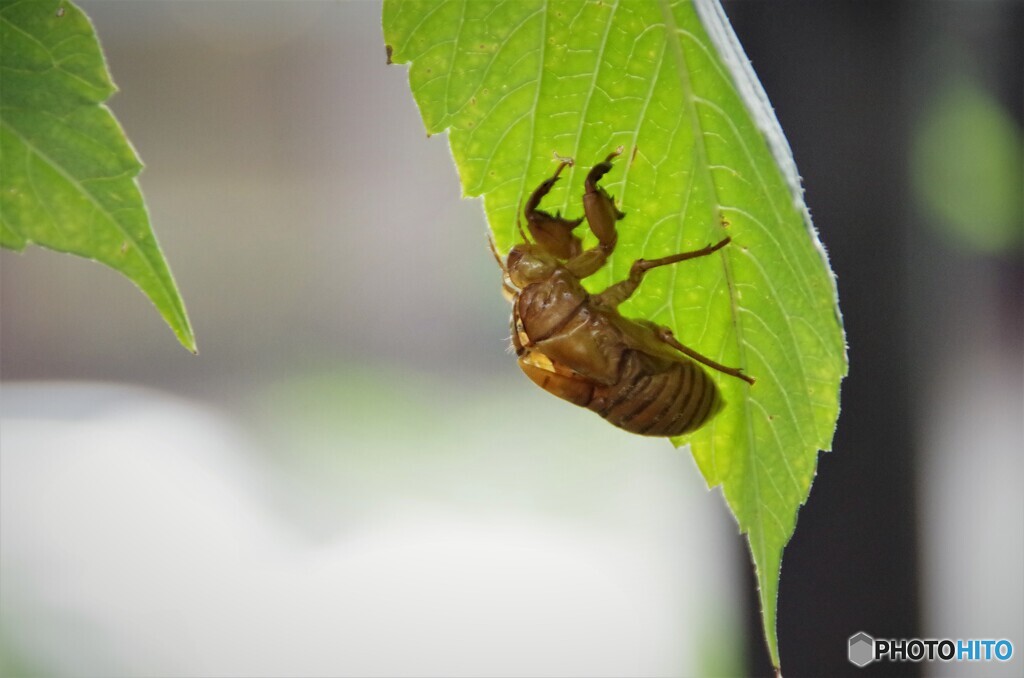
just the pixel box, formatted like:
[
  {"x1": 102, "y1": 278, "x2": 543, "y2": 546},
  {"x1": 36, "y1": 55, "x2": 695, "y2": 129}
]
[{"x1": 849, "y1": 632, "x2": 875, "y2": 667}]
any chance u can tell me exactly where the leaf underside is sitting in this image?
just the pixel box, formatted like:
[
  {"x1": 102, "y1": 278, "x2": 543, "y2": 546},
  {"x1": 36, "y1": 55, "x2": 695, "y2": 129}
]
[
  {"x1": 383, "y1": 0, "x2": 846, "y2": 667},
  {"x1": 0, "y1": 0, "x2": 194, "y2": 352}
]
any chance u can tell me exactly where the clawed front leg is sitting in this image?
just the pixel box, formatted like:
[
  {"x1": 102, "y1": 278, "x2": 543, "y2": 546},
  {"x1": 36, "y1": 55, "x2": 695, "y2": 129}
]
[
  {"x1": 583, "y1": 147, "x2": 626, "y2": 248},
  {"x1": 524, "y1": 160, "x2": 584, "y2": 259},
  {"x1": 564, "y1": 149, "x2": 629, "y2": 279}
]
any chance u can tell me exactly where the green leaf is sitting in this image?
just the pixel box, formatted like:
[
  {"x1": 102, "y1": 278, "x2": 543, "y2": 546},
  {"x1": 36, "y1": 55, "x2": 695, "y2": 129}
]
[
  {"x1": 383, "y1": 0, "x2": 846, "y2": 669},
  {"x1": 0, "y1": 0, "x2": 195, "y2": 352}
]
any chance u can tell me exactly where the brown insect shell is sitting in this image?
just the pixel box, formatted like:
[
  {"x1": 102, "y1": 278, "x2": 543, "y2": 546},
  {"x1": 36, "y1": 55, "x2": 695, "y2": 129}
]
[
  {"x1": 506, "y1": 244, "x2": 591, "y2": 350},
  {"x1": 582, "y1": 186, "x2": 620, "y2": 249}
]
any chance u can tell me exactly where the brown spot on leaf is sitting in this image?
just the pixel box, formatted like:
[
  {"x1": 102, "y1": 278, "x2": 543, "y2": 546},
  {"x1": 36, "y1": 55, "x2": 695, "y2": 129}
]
[{"x1": 385, "y1": 44, "x2": 393, "y2": 65}]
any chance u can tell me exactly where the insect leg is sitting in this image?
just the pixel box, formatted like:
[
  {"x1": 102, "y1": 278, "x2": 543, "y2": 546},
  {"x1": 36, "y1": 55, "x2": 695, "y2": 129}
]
[
  {"x1": 584, "y1": 148, "x2": 625, "y2": 204},
  {"x1": 564, "y1": 240, "x2": 615, "y2": 279},
  {"x1": 655, "y1": 326, "x2": 755, "y2": 385},
  {"x1": 594, "y1": 237, "x2": 732, "y2": 308},
  {"x1": 526, "y1": 160, "x2": 572, "y2": 215},
  {"x1": 583, "y1": 147, "x2": 626, "y2": 248},
  {"x1": 525, "y1": 160, "x2": 584, "y2": 258}
]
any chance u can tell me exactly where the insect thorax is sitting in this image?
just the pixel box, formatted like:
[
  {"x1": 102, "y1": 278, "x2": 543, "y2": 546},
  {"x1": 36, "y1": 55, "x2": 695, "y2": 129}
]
[{"x1": 515, "y1": 267, "x2": 589, "y2": 342}]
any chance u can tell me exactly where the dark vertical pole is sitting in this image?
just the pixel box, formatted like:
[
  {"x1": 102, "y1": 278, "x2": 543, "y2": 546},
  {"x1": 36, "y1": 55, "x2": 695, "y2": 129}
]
[{"x1": 723, "y1": 3, "x2": 919, "y2": 675}]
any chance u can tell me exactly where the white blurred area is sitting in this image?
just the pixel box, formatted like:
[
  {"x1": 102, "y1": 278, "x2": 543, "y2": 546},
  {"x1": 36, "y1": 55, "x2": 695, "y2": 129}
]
[
  {"x1": 0, "y1": 4, "x2": 741, "y2": 675},
  {"x1": 920, "y1": 347, "x2": 1023, "y2": 677},
  {"x1": 917, "y1": 263, "x2": 1024, "y2": 677},
  {"x1": 1, "y1": 381, "x2": 739, "y2": 676}
]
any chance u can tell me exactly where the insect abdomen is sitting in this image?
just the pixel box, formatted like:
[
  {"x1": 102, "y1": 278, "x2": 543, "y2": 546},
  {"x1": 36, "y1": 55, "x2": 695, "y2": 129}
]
[{"x1": 590, "y1": 351, "x2": 723, "y2": 436}]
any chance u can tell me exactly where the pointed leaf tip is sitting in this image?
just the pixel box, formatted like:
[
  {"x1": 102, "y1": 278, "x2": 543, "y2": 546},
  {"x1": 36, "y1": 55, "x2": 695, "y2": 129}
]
[{"x1": 0, "y1": 0, "x2": 195, "y2": 350}]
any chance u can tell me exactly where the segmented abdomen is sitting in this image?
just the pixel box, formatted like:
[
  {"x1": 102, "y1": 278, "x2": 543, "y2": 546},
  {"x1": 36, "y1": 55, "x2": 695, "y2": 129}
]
[{"x1": 589, "y1": 350, "x2": 723, "y2": 437}]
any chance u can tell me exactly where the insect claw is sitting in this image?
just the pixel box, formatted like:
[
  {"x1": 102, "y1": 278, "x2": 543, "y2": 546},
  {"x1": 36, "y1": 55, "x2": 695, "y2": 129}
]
[{"x1": 601, "y1": 146, "x2": 624, "y2": 163}]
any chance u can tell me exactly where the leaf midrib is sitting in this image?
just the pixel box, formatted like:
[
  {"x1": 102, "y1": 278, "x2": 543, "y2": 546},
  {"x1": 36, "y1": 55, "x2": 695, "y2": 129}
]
[
  {"x1": 657, "y1": 0, "x2": 770, "y2": 605},
  {"x1": 559, "y1": 0, "x2": 617, "y2": 219}
]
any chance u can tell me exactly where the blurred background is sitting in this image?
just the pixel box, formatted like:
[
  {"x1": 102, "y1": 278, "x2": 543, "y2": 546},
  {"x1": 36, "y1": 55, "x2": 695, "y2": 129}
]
[{"x1": 1, "y1": 2, "x2": 1020, "y2": 676}]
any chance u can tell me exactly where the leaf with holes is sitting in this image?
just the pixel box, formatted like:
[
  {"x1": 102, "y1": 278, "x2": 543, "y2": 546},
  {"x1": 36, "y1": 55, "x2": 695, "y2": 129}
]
[
  {"x1": 1, "y1": 0, "x2": 194, "y2": 352},
  {"x1": 384, "y1": 0, "x2": 846, "y2": 668}
]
